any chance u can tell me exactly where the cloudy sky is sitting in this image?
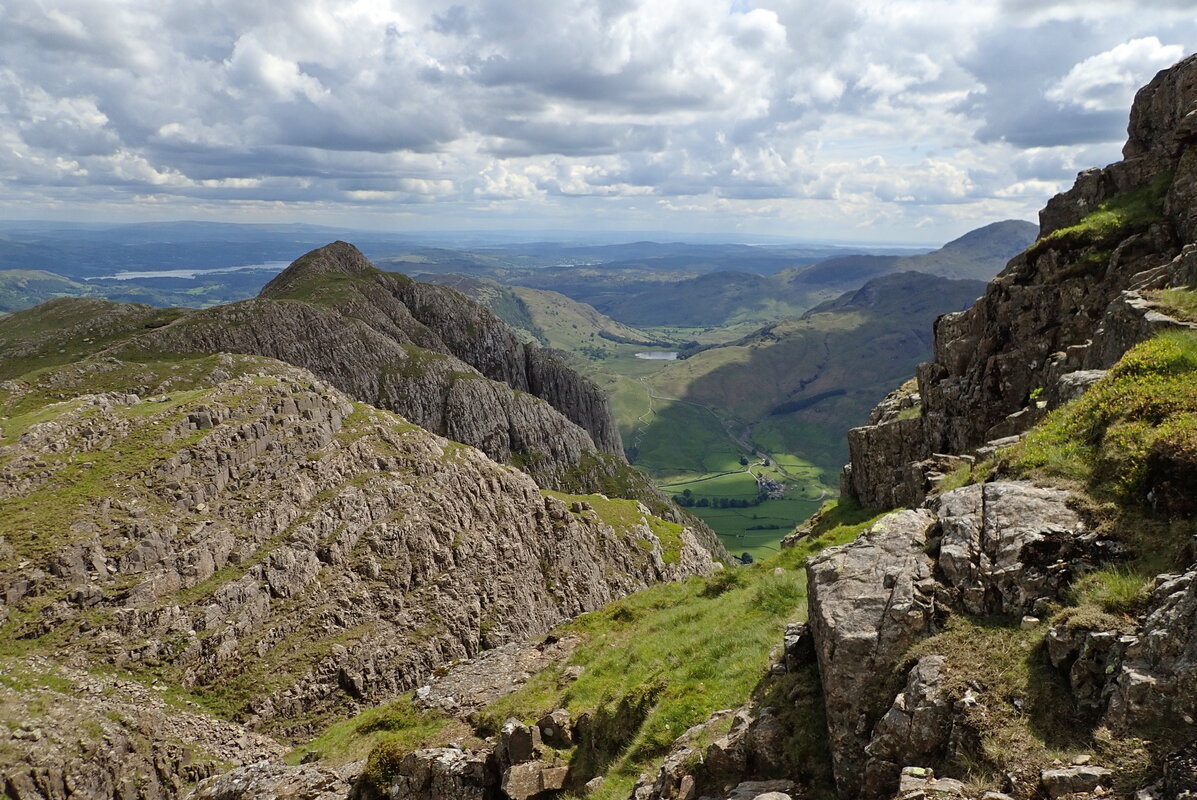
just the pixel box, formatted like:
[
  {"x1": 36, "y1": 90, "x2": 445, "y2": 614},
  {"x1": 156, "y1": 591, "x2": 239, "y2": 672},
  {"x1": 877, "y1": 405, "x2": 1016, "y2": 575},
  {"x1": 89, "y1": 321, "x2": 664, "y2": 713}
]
[{"x1": 1, "y1": 1, "x2": 1194, "y2": 243}]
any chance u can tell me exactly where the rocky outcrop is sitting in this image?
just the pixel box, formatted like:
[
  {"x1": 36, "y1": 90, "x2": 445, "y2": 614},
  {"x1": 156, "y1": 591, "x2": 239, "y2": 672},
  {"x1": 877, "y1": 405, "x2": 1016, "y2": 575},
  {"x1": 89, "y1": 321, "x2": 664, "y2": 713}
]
[
  {"x1": 191, "y1": 762, "x2": 356, "y2": 800},
  {"x1": 387, "y1": 748, "x2": 497, "y2": 800},
  {"x1": 0, "y1": 353, "x2": 716, "y2": 800},
  {"x1": 1, "y1": 655, "x2": 285, "y2": 800},
  {"x1": 258, "y1": 242, "x2": 622, "y2": 456},
  {"x1": 803, "y1": 481, "x2": 1128, "y2": 798},
  {"x1": 861, "y1": 656, "x2": 955, "y2": 797},
  {"x1": 805, "y1": 510, "x2": 940, "y2": 799},
  {"x1": 123, "y1": 242, "x2": 624, "y2": 494},
  {"x1": 0, "y1": 244, "x2": 683, "y2": 513},
  {"x1": 934, "y1": 483, "x2": 1096, "y2": 616},
  {"x1": 844, "y1": 54, "x2": 1197, "y2": 510},
  {"x1": 1104, "y1": 567, "x2": 1197, "y2": 731}
]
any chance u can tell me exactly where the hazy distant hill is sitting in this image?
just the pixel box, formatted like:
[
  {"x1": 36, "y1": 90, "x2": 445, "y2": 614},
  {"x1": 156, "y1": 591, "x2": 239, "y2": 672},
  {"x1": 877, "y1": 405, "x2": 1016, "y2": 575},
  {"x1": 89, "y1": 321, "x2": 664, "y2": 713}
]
[
  {"x1": 424, "y1": 274, "x2": 667, "y2": 358},
  {"x1": 416, "y1": 219, "x2": 1036, "y2": 329}
]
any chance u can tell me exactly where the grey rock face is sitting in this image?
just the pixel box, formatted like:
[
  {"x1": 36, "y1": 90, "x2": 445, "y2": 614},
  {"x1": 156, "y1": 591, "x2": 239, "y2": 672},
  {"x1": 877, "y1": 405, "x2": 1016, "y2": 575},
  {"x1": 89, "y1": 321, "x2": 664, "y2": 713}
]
[
  {"x1": 0, "y1": 356, "x2": 716, "y2": 800},
  {"x1": 387, "y1": 747, "x2": 496, "y2": 800},
  {"x1": 844, "y1": 54, "x2": 1197, "y2": 510},
  {"x1": 0, "y1": 656, "x2": 285, "y2": 800},
  {"x1": 190, "y1": 761, "x2": 355, "y2": 800},
  {"x1": 1040, "y1": 766, "x2": 1115, "y2": 798},
  {"x1": 260, "y1": 242, "x2": 623, "y2": 457},
  {"x1": 139, "y1": 287, "x2": 606, "y2": 492},
  {"x1": 935, "y1": 482, "x2": 1089, "y2": 616},
  {"x1": 1044, "y1": 623, "x2": 1130, "y2": 715},
  {"x1": 1105, "y1": 568, "x2": 1197, "y2": 730},
  {"x1": 1048, "y1": 370, "x2": 1107, "y2": 409},
  {"x1": 862, "y1": 656, "x2": 955, "y2": 798},
  {"x1": 806, "y1": 510, "x2": 939, "y2": 799}
]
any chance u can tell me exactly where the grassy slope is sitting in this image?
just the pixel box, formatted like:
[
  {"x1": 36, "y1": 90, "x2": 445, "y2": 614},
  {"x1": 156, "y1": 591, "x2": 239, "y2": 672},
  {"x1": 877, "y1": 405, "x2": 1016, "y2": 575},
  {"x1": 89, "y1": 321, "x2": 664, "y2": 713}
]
[
  {"x1": 293, "y1": 499, "x2": 886, "y2": 799},
  {"x1": 511, "y1": 286, "x2": 664, "y2": 354},
  {"x1": 617, "y1": 274, "x2": 984, "y2": 555}
]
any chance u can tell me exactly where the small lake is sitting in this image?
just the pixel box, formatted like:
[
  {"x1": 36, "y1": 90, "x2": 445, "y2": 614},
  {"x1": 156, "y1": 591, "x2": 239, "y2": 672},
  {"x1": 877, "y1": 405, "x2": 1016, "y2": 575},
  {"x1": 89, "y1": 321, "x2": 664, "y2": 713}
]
[
  {"x1": 634, "y1": 351, "x2": 679, "y2": 361},
  {"x1": 87, "y1": 261, "x2": 291, "y2": 281}
]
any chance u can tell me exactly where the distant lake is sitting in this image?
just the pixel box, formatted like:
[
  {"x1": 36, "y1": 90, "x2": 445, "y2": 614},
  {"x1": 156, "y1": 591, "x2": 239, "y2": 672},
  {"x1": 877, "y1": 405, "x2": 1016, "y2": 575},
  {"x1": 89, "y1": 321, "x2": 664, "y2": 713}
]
[
  {"x1": 634, "y1": 351, "x2": 679, "y2": 361},
  {"x1": 87, "y1": 261, "x2": 291, "y2": 281}
]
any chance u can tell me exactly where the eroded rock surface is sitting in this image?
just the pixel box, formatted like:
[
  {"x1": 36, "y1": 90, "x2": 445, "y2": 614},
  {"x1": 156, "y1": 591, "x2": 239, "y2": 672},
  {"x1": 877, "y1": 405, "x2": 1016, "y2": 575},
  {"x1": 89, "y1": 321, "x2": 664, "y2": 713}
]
[
  {"x1": 935, "y1": 483, "x2": 1093, "y2": 616},
  {"x1": 0, "y1": 355, "x2": 715, "y2": 800},
  {"x1": 806, "y1": 509, "x2": 939, "y2": 798},
  {"x1": 1105, "y1": 568, "x2": 1197, "y2": 731},
  {"x1": 844, "y1": 54, "x2": 1197, "y2": 510}
]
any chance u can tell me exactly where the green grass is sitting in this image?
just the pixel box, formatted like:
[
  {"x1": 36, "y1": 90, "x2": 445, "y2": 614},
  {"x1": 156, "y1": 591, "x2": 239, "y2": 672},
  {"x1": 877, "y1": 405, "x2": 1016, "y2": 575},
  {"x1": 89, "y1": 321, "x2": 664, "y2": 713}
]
[
  {"x1": 1066, "y1": 567, "x2": 1153, "y2": 614},
  {"x1": 902, "y1": 615, "x2": 1157, "y2": 794},
  {"x1": 352, "y1": 514, "x2": 870, "y2": 798},
  {"x1": 286, "y1": 697, "x2": 462, "y2": 769},
  {"x1": 1143, "y1": 286, "x2": 1197, "y2": 322},
  {"x1": 543, "y1": 490, "x2": 685, "y2": 565},
  {"x1": 678, "y1": 497, "x2": 826, "y2": 561},
  {"x1": 633, "y1": 401, "x2": 747, "y2": 477},
  {"x1": 1029, "y1": 173, "x2": 1172, "y2": 262},
  {"x1": 999, "y1": 330, "x2": 1197, "y2": 505}
]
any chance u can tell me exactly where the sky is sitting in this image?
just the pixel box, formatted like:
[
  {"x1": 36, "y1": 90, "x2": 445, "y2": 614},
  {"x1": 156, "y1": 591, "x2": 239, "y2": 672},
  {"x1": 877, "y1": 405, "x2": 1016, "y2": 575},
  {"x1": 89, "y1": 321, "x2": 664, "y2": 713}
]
[{"x1": 1, "y1": 1, "x2": 1195, "y2": 244}]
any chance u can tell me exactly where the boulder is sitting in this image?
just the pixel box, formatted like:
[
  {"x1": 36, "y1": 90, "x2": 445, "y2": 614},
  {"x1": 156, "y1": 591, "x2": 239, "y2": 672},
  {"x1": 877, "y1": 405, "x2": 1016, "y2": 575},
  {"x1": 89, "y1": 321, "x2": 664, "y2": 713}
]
[
  {"x1": 1105, "y1": 568, "x2": 1197, "y2": 730},
  {"x1": 806, "y1": 509, "x2": 939, "y2": 798},
  {"x1": 1040, "y1": 765, "x2": 1115, "y2": 798},
  {"x1": 537, "y1": 709, "x2": 573, "y2": 748},
  {"x1": 498, "y1": 719, "x2": 542, "y2": 767},
  {"x1": 935, "y1": 482, "x2": 1091, "y2": 617},
  {"x1": 863, "y1": 656, "x2": 955, "y2": 797},
  {"x1": 387, "y1": 747, "x2": 497, "y2": 800}
]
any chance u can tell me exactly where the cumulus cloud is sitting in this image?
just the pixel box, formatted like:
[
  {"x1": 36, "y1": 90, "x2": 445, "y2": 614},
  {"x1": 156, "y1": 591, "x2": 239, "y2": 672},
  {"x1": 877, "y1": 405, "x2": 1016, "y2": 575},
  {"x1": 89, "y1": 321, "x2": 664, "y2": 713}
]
[
  {"x1": 1046, "y1": 37, "x2": 1185, "y2": 111},
  {"x1": 0, "y1": 0, "x2": 1194, "y2": 240}
]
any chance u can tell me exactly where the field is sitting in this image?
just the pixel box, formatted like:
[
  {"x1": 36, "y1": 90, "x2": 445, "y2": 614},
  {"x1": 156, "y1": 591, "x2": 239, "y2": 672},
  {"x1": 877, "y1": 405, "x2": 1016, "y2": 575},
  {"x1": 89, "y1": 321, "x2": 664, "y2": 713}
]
[{"x1": 568, "y1": 341, "x2": 838, "y2": 556}]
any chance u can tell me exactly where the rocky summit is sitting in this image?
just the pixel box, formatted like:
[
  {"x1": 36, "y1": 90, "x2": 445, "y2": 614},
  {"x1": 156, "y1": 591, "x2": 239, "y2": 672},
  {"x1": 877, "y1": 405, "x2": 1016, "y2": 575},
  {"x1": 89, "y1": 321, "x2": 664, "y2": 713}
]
[{"x1": 3, "y1": 49, "x2": 1197, "y2": 800}]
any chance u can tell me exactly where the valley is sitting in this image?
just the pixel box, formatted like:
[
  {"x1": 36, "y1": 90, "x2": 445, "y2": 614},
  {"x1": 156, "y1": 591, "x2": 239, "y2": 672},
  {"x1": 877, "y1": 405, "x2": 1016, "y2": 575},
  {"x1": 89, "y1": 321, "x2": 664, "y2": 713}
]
[
  {"x1": 0, "y1": 221, "x2": 1032, "y2": 560},
  {"x1": 5, "y1": 7, "x2": 1197, "y2": 800}
]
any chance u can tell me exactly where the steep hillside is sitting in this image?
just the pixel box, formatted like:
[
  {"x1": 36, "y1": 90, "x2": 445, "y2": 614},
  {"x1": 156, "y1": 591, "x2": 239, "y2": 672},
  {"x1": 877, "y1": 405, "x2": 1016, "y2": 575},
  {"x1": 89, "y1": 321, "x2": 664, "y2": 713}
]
[
  {"x1": 632, "y1": 273, "x2": 985, "y2": 532},
  {"x1": 843, "y1": 54, "x2": 1197, "y2": 511},
  {"x1": 0, "y1": 352, "x2": 717, "y2": 799},
  {"x1": 421, "y1": 275, "x2": 667, "y2": 359},
  {"x1": 0, "y1": 270, "x2": 91, "y2": 311},
  {"x1": 0, "y1": 245, "x2": 683, "y2": 511},
  {"x1": 753, "y1": 53, "x2": 1197, "y2": 800},
  {"x1": 894, "y1": 220, "x2": 1039, "y2": 281}
]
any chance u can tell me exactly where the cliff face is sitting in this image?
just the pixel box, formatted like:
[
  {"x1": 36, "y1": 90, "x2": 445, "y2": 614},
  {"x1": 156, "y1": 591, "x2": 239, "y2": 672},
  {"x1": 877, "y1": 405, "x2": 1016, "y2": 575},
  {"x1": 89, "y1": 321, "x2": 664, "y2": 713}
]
[
  {"x1": 844, "y1": 53, "x2": 1197, "y2": 510},
  {"x1": 795, "y1": 54, "x2": 1197, "y2": 800},
  {"x1": 257, "y1": 242, "x2": 623, "y2": 457},
  {"x1": 0, "y1": 353, "x2": 716, "y2": 799}
]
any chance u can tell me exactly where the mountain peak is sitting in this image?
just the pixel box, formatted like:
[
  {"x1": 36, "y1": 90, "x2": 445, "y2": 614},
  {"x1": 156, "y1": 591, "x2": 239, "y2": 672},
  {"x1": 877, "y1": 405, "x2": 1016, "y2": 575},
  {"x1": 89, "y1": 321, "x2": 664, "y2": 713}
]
[{"x1": 258, "y1": 240, "x2": 378, "y2": 299}]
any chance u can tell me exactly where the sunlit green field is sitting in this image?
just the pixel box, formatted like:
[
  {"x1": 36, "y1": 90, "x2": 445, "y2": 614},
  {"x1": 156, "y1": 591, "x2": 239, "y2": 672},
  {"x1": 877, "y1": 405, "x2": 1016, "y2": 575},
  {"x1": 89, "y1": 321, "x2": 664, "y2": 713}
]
[{"x1": 556, "y1": 328, "x2": 840, "y2": 556}]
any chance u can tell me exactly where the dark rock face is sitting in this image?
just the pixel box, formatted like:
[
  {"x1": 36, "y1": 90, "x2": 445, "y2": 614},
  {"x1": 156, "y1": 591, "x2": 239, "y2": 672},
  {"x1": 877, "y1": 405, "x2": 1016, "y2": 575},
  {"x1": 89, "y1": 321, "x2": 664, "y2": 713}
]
[{"x1": 844, "y1": 54, "x2": 1197, "y2": 510}]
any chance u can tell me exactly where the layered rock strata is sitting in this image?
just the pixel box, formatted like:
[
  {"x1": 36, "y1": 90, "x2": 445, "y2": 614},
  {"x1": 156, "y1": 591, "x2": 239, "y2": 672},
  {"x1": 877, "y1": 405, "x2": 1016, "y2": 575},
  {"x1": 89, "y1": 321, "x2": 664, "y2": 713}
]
[
  {"x1": 0, "y1": 353, "x2": 716, "y2": 800},
  {"x1": 843, "y1": 54, "x2": 1197, "y2": 510}
]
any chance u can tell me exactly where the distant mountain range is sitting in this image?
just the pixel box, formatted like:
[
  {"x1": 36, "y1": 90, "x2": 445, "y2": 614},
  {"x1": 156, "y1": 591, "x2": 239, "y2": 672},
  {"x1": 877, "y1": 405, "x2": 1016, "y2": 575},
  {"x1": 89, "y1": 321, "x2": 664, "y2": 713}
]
[{"x1": 408, "y1": 220, "x2": 1036, "y2": 328}]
